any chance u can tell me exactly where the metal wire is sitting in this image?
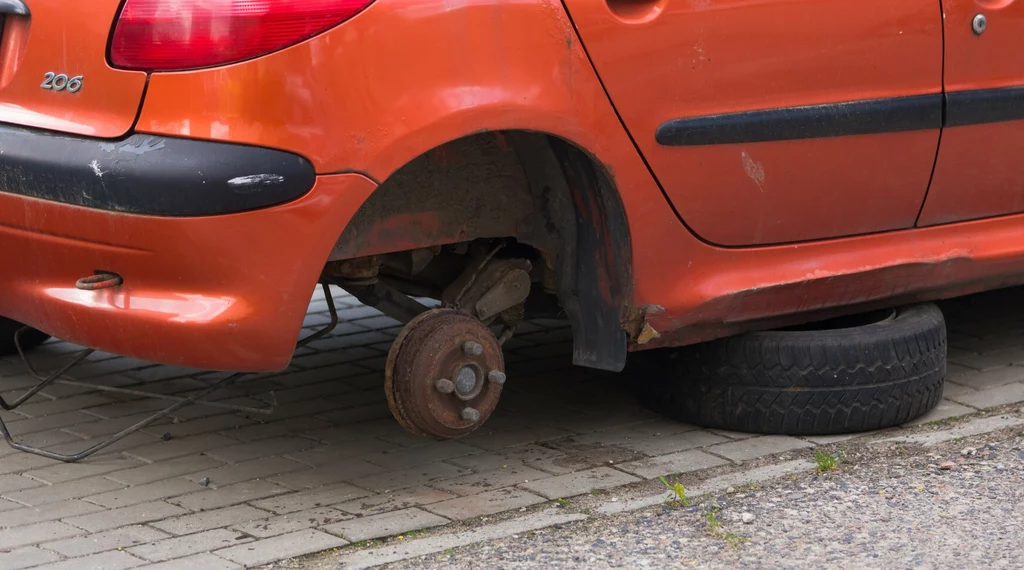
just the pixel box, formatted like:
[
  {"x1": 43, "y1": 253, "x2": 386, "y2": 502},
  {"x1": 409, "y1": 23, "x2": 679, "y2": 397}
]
[{"x1": 0, "y1": 282, "x2": 340, "y2": 462}]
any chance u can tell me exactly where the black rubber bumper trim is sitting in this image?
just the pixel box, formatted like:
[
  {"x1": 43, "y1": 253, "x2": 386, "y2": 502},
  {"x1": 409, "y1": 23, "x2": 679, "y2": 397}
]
[
  {"x1": 945, "y1": 86, "x2": 1024, "y2": 128},
  {"x1": 0, "y1": 124, "x2": 317, "y2": 216},
  {"x1": 655, "y1": 94, "x2": 943, "y2": 146}
]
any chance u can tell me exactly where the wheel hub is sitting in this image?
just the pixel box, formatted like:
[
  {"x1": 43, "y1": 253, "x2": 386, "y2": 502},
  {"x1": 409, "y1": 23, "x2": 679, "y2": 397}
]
[{"x1": 385, "y1": 308, "x2": 505, "y2": 438}]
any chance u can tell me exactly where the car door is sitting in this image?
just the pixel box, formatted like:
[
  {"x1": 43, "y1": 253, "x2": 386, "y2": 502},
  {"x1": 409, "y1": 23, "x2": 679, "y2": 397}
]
[
  {"x1": 917, "y1": 1, "x2": 1024, "y2": 226},
  {"x1": 561, "y1": 0, "x2": 944, "y2": 246}
]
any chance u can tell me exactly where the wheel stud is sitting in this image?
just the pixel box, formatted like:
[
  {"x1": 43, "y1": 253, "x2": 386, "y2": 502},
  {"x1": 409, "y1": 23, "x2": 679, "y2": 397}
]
[
  {"x1": 435, "y1": 378, "x2": 455, "y2": 394},
  {"x1": 487, "y1": 370, "x2": 506, "y2": 385},
  {"x1": 462, "y1": 341, "x2": 484, "y2": 356},
  {"x1": 461, "y1": 407, "x2": 481, "y2": 422}
]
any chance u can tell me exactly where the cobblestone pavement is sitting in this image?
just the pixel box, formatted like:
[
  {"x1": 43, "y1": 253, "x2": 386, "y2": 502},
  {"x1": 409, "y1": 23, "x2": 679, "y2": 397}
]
[{"x1": 0, "y1": 287, "x2": 1023, "y2": 569}]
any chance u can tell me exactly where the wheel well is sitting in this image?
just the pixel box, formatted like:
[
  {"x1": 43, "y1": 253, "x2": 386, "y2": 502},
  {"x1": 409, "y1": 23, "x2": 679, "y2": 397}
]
[{"x1": 328, "y1": 131, "x2": 633, "y2": 371}]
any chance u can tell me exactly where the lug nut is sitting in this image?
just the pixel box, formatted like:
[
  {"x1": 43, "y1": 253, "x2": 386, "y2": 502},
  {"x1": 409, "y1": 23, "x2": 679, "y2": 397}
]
[
  {"x1": 462, "y1": 341, "x2": 484, "y2": 356},
  {"x1": 435, "y1": 378, "x2": 455, "y2": 394},
  {"x1": 487, "y1": 370, "x2": 507, "y2": 385},
  {"x1": 461, "y1": 407, "x2": 481, "y2": 422}
]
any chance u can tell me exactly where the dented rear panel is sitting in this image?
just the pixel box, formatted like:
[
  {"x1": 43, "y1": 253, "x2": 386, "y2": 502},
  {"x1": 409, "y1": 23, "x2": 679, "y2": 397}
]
[{"x1": 0, "y1": 0, "x2": 146, "y2": 138}]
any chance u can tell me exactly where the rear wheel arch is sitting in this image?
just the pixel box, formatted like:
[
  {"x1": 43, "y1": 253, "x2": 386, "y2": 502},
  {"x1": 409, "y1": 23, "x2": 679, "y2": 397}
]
[{"x1": 330, "y1": 130, "x2": 634, "y2": 371}]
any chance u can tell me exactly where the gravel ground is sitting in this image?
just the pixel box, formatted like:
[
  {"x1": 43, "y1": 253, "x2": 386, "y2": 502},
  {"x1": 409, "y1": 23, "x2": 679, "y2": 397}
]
[{"x1": 378, "y1": 426, "x2": 1024, "y2": 570}]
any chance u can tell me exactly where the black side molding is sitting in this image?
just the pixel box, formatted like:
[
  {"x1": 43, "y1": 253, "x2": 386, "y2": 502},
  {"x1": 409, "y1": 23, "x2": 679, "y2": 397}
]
[
  {"x1": 945, "y1": 86, "x2": 1024, "y2": 127},
  {"x1": 655, "y1": 94, "x2": 943, "y2": 147},
  {"x1": 0, "y1": 124, "x2": 316, "y2": 216}
]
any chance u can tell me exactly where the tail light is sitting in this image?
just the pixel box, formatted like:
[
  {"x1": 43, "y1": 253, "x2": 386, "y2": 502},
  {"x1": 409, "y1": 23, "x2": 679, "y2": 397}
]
[{"x1": 110, "y1": 0, "x2": 374, "y2": 72}]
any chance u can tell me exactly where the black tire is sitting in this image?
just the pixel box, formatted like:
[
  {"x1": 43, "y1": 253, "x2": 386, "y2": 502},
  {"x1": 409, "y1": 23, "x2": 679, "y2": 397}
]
[
  {"x1": 636, "y1": 303, "x2": 947, "y2": 435},
  {"x1": 0, "y1": 317, "x2": 51, "y2": 356}
]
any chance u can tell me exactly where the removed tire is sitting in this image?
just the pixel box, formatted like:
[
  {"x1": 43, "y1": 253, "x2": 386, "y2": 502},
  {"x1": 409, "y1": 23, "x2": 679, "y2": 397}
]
[
  {"x1": 0, "y1": 317, "x2": 51, "y2": 356},
  {"x1": 637, "y1": 303, "x2": 947, "y2": 435}
]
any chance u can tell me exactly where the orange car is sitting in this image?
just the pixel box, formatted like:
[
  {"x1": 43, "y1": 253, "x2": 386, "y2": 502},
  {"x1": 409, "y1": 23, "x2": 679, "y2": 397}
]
[{"x1": 0, "y1": 0, "x2": 1017, "y2": 441}]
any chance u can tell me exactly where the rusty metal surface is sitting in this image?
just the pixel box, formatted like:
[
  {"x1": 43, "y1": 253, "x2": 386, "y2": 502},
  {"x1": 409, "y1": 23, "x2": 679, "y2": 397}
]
[
  {"x1": 385, "y1": 308, "x2": 505, "y2": 438},
  {"x1": 75, "y1": 272, "x2": 123, "y2": 291},
  {"x1": 443, "y1": 255, "x2": 532, "y2": 319}
]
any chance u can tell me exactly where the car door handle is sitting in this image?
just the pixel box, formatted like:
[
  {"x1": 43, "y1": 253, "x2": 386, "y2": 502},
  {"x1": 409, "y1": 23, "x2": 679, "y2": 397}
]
[{"x1": 0, "y1": 0, "x2": 29, "y2": 16}]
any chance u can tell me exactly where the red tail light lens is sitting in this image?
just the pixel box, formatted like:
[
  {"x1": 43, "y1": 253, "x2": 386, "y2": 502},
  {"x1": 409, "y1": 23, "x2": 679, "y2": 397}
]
[{"x1": 110, "y1": 0, "x2": 374, "y2": 72}]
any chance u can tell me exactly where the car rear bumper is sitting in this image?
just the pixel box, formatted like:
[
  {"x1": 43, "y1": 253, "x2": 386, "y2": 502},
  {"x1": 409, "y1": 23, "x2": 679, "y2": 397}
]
[
  {"x1": 0, "y1": 132, "x2": 377, "y2": 370},
  {"x1": 0, "y1": 123, "x2": 318, "y2": 216}
]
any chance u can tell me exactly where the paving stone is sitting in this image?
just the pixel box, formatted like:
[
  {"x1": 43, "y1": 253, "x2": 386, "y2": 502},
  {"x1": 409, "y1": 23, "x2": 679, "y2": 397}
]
[
  {"x1": 2, "y1": 476, "x2": 125, "y2": 506},
  {"x1": 30, "y1": 549, "x2": 144, "y2": 570},
  {"x1": 448, "y1": 444, "x2": 566, "y2": 471},
  {"x1": 288, "y1": 436, "x2": 399, "y2": 459},
  {"x1": 0, "y1": 498, "x2": 21, "y2": 512},
  {"x1": 350, "y1": 462, "x2": 472, "y2": 492},
  {"x1": 250, "y1": 482, "x2": 371, "y2": 514},
  {"x1": 520, "y1": 467, "x2": 642, "y2": 499},
  {"x1": 217, "y1": 417, "x2": 328, "y2": 442},
  {"x1": 128, "y1": 528, "x2": 252, "y2": 562},
  {"x1": 44, "y1": 431, "x2": 158, "y2": 456},
  {"x1": 44, "y1": 524, "x2": 170, "y2": 557},
  {"x1": 305, "y1": 331, "x2": 394, "y2": 352},
  {"x1": 120, "y1": 365, "x2": 205, "y2": 383},
  {"x1": 3, "y1": 410, "x2": 99, "y2": 436},
  {"x1": 707, "y1": 435, "x2": 814, "y2": 462},
  {"x1": 291, "y1": 347, "x2": 383, "y2": 370},
  {"x1": 80, "y1": 398, "x2": 185, "y2": 420},
  {"x1": 215, "y1": 528, "x2": 347, "y2": 567},
  {"x1": 902, "y1": 399, "x2": 977, "y2": 426},
  {"x1": 457, "y1": 426, "x2": 576, "y2": 451},
  {"x1": 171, "y1": 398, "x2": 271, "y2": 421},
  {"x1": 232, "y1": 506, "x2": 351, "y2": 538},
  {"x1": 431, "y1": 464, "x2": 551, "y2": 496},
  {"x1": 0, "y1": 546, "x2": 61, "y2": 570},
  {"x1": 65, "y1": 500, "x2": 188, "y2": 533},
  {"x1": 182, "y1": 456, "x2": 309, "y2": 488},
  {"x1": 424, "y1": 488, "x2": 546, "y2": 520},
  {"x1": 269, "y1": 363, "x2": 370, "y2": 387},
  {"x1": 264, "y1": 382, "x2": 361, "y2": 406},
  {"x1": 0, "y1": 500, "x2": 105, "y2": 527},
  {"x1": 105, "y1": 454, "x2": 227, "y2": 486},
  {"x1": 604, "y1": 429, "x2": 729, "y2": 456},
  {"x1": 362, "y1": 441, "x2": 482, "y2": 470},
  {"x1": 84, "y1": 478, "x2": 206, "y2": 508},
  {"x1": 941, "y1": 381, "x2": 979, "y2": 400},
  {"x1": 0, "y1": 474, "x2": 44, "y2": 493},
  {"x1": 169, "y1": 480, "x2": 290, "y2": 511},
  {"x1": 151, "y1": 505, "x2": 271, "y2": 535},
  {"x1": 948, "y1": 346, "x2": 1024, "y2": 370},
  {"x1": 67, "y1": 357, "x2": 154, "y2": 379},
  {"x1": 0, "y1": 521, "x2": 83, "y2": 549},
  {"x1": 3, "y1": 428, "x2": 84, "y2": 450},
  {"x1": 947, "y1": 366, "x2": 1024, "y2": 390},
  {"x1": 204, "y1": 436, "x2": 321, "y2": 464},
  {"x1": 142, "y1": 413, "x2": 256, "y2": 440},
  {"x1": 62, "y1": 412, "x2": 171, "y2": 439},
  {"x1": 949, "y1": 382, "x2": 1024, "y2": 409},
  {"x1": 13, "y1": 394, "x2": 116, "y2": 418},
  {"x1": 322, "y1": 508, "x2": 448, "y2": 542},
  {"x1": 880, "y1": 414, "x2": 1024, "y2": 446},
  {"x1": 311, "y1": 402, "x2": 391, "y2": 425},
  {"x1": 21, "y1": 456, "x2": 141, "y2": 484},
  {"x1": 138, "y1": 552, "x2": 242, "y2": 570},
  {"x1": 617, "y1": 449, "x2": 731, "y2": 479},
  {"x1": 800, "y1": 431, "x2": 883, "y2": 445},
  {"x1": 704, "y1": 428, "x2": 759, "y2": 440},
  {"x1": 123, "y1": 434, "x2": 241, "y2": 462},
  {"x1": 333, "y1": 486, "x2": 457, "y2": 516},
  {"x1": 0, "y1": 452, "x2": 59, "y2": 476},
  {"x1": 268, "y1": 459, "x2": 383, "y2": 489}
]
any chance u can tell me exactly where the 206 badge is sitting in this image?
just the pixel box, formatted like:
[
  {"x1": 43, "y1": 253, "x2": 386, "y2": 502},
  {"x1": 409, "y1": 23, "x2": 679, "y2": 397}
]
[{"x1": 41, "y1": 73, "x2": 83, "y2": 93}]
